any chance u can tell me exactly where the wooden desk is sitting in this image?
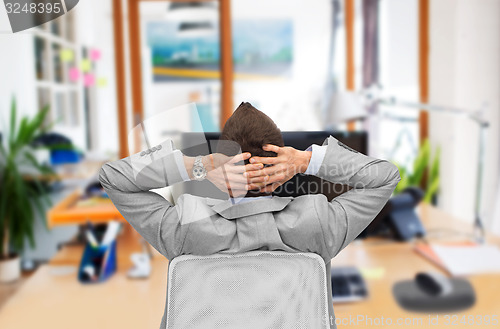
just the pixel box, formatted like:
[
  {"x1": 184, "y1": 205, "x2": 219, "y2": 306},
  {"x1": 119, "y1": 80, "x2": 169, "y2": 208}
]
[
  {"x1": 332, "y1": 205, "x2": 500, "y2": 328},
  {"x1": 0, "y1": 205, "x2": 499, "y2": 329},
  {"x1": 47, "y1": 160, "x2": 117, "y2": 228},
  {"x1": 48, "y1": 190, "x2": 125, "y2": 228}
]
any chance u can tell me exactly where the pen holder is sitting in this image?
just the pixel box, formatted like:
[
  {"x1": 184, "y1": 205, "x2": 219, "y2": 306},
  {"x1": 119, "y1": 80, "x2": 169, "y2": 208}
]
[{"x1": 78, "y1": 240, "x2": 117, "y2": 283}]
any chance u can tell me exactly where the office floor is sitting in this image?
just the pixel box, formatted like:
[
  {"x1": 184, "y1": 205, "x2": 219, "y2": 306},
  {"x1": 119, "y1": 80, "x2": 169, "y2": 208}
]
[{"x1": 0, "y1": 273, "x2": 33, "y2": 311}]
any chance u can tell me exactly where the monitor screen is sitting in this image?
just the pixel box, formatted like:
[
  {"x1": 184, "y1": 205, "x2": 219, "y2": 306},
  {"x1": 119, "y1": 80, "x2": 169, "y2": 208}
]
[{"x1": 180, "y1": 131, "x2": 368, "y2": 201}]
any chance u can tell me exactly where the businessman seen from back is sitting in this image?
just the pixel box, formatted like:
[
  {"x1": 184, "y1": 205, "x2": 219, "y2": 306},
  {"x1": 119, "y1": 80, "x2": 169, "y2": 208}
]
[{"x1": 99, "y1": 102, "x2": 400, "y2": 328}]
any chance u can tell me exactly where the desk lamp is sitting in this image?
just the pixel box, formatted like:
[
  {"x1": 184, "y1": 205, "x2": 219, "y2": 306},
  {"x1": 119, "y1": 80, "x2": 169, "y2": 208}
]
[
  {"x1": 327, "y1": 91, "x2": 368, "y2": 128},
  {"x1": 326, "y1": 90, "x2": 489, "y2": 243},
  {"x1": 369, "y1": 95, "x2": 489, "y2": 244}
]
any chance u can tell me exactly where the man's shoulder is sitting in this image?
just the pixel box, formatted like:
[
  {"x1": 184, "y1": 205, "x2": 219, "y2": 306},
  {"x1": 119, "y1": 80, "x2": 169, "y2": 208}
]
[
  {"x1": 176, "y1": 194, "x2": 219, "y2": 205},
  {"x1": 289, "y1": 193, "x2": 328, "y2": 204},
  {"x1": 276, "y1": 194, "x2": 328, "y2": 215},
  {"x1": 175, "y1": 194, "x2": 328, "y2": 220}
]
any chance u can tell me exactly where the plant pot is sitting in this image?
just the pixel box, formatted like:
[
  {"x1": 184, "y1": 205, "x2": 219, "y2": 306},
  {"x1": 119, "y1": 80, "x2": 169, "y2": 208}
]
[{"x1": 0, "y1": 255, "x2": 21, "y2": 283}]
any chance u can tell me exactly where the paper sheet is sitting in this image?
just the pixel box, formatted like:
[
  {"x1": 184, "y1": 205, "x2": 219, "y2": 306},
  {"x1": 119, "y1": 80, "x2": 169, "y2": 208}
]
[{"x1": 431, "y1": 244, "x2": 500, "y2": 276}]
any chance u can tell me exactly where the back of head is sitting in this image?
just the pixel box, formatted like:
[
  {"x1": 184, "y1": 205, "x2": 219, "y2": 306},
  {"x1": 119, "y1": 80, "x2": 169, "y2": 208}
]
[
  {"x1": 218, "y1": 102, "x2": 283, "y2": 197},
  {"x1": 219, "y1": 102, "x2": 284, "y2": 161}
]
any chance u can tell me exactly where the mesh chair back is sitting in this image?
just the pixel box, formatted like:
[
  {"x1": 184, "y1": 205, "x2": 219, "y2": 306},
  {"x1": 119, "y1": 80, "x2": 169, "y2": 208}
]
[{"x1": 166, "y1": 251, "x2": 330, "y2": 329}]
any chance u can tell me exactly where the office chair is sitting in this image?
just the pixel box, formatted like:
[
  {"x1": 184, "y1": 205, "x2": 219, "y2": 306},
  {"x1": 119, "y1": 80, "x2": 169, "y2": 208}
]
[{"x1": 165, "y1": 251, "x2": 331, "y2": 329}]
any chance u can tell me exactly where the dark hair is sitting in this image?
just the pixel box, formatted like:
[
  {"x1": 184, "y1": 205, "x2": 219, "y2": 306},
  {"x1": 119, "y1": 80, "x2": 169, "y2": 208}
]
[
  {"x1": 218, "y1": 102, "x2": 283, "y2": 197},
  {"x1": 219, "y1": 102, "x2": 284, "y2": 163}
]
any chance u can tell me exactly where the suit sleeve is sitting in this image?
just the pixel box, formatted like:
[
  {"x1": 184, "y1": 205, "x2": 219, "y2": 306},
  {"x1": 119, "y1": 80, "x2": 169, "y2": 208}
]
[
  {"x1": 314, "y1": 136, "x2": 400, "y2": 259},
  {"x1": 98, "y1": 141, "x2": 188, "y2": 260}
]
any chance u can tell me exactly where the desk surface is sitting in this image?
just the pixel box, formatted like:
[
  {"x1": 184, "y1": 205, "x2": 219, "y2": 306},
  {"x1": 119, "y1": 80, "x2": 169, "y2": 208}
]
[
  {"x1": 0, "y1": 204, "x2": 499, "y2": 329},
  {"x1": 47, "y1": 190, "x2": 125, "y2": 228}
]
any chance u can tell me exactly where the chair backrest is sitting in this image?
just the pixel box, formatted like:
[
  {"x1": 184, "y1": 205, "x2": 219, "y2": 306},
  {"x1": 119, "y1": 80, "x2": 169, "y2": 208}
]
[{"x1": 165, "y1": 251, "x2": 330, "y2": 329}]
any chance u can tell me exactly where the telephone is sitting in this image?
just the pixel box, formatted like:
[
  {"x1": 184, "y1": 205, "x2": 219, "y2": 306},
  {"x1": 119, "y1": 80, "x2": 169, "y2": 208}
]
[{"x1": 360, "y1": 187, "x2": 426, "y2": 241}]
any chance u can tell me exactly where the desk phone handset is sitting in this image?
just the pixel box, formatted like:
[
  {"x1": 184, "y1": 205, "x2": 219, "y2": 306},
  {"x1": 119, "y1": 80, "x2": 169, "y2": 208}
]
[
  {"x1": 363, "y1": 187, "x2": 426, "y2": 241},
  {"x1": 385, "y1": 187, "x2": 426, "y2": 241}
]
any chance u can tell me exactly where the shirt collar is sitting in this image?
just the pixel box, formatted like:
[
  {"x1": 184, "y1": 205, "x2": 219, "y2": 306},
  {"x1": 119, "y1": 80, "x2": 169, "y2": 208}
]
[{"x1": 209, "y1": 196, "x2": 293, "y2": 219}]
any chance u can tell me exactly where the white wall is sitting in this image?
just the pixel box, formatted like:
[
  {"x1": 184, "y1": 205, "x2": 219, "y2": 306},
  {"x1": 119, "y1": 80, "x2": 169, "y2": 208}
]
[
  {"x1": 0, "y1": 11, "x2": 37, "y2": 128},
  {"x1": 379, "y1": 0, "x2": 418, "y2": 97},
  {"x1": 429, "y1": 0, "x2": 500, "y2": 230},
  {"x1": 376, "y1": 0, "x2": 419, "y2": 162}
]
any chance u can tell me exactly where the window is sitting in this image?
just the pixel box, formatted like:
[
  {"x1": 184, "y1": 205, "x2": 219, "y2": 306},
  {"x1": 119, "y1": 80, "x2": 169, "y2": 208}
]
[{"x1": 375, "y1": 0, "x2": 419, "y2": 166}]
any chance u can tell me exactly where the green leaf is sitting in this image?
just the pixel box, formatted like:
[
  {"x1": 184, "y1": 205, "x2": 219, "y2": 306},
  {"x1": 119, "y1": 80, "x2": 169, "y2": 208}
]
[
  {"x1": 392, "y1": 139, "x2": 441, "y2": 202},
  {"x1": 424, "y1": 177, "x2": 440, "y2": 203},
  {"x1": 26, "y1": 196, "x2": 44, "y2": 247},
  {"x1": 393, "y1": 163, "x2": 407, "y2": 195},
  {"x1": 21, "y1": 105, "x2": 49, "y2": 146},
  {"x1": 410, "y1": 139, "x2": 430, "y2": 186},
  {"x1": 429, "y1": 146, "x2": 441, "y2": 183},
  {"x1": 15, "y1": 117, "x2": 29, "y2": 150},
  {"x1": 29, "y1": 175, "x2": 52, "y2": 207},
  {"x1": 395, "y1": 174, "x2": 410, "y2": 195},
  {"x1": 9, "y1": 97, "x2": 17, "y2": 148}
]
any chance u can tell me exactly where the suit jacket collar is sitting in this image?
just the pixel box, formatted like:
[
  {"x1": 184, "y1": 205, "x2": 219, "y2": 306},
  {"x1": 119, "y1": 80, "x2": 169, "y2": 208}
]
[{"x1": 207, "y1": 196, "x2": 293, "y2": 219}]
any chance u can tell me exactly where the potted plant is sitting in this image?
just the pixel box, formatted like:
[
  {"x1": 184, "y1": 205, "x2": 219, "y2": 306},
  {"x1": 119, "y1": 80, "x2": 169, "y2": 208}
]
[
  {"x1": 394, "y1": 139, "x2": 440, "y2": 204},
  {"x1": 0, "y1": 99, "x2": 54, "y2": 282}
]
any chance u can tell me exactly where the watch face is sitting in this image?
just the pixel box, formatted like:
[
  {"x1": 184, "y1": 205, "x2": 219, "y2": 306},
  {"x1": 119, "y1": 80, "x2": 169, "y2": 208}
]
[{"x1": 193, "y1": 165, "x2": 207, "y2": 181}]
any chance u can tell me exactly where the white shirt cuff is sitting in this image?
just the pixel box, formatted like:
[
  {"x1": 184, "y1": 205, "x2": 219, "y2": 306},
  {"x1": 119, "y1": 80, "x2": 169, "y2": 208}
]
[
  {"x1": 173, "y1": 150, "x2": 191, "y2": 182},
  {"x1": 304, "y1": 144, "x2": 327, "y2": 176}
]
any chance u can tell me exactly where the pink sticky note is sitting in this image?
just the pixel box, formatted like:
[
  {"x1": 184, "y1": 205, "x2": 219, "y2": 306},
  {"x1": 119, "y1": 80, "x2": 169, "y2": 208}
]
[
  {"x1": 83, "y1": 74, "x2": 95, "y2": 87},
  {"x1": 90, "y1": 49, "x2": 101, "y2": 61},
  {"x1": 69, "y1": 67, "x2": 80, "y2": 82}
]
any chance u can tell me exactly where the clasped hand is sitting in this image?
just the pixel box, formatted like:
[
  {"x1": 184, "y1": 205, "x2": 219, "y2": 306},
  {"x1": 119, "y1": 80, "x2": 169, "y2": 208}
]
[{"x1": 206, "y1": 145, "x2": 311, "y2": 197}]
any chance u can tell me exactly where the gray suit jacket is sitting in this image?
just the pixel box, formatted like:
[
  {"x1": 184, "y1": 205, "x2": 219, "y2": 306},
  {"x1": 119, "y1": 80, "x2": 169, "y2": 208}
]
[{"x1": 99, "y1": 136, "x2": 400, "y2": 328}]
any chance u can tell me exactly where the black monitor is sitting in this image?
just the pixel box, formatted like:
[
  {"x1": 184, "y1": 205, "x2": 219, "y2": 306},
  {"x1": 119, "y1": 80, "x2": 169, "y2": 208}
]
[{"x1": 180, "y1": 131, "x2": 368, "y2": 201}]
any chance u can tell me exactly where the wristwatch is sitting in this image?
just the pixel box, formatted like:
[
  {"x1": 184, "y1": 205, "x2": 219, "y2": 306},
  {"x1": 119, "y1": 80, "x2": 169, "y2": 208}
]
[{"x1": 192, "y1": 156, "x2": 207, "y2": 181}]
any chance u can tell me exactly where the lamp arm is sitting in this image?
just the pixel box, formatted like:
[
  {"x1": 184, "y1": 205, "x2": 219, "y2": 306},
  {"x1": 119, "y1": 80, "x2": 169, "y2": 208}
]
[{"x1": 375, "y1": 97, "x2": 489, "y2": 128}]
